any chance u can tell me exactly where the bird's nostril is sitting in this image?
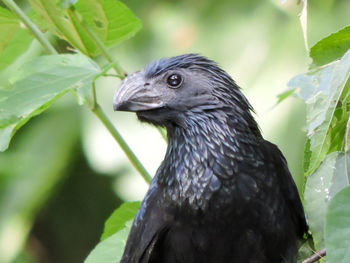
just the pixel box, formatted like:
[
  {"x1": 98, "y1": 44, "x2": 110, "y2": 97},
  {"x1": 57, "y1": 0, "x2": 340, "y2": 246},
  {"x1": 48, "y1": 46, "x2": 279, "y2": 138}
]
[{"x1": 144, "y1": 83, "x2": 150, "y2": 86}]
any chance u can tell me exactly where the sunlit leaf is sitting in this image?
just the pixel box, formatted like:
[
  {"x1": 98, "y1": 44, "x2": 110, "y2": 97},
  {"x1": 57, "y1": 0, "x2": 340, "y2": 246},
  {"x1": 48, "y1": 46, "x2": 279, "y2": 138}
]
[
  {"x1": 0, "y1": 7, "x2": 33, "y2": 71},
  {"x1": 310, "y1": 25, "x2": 350, "y2": 68},
  {"x1": 0, "y1": 54, "x2": 101, "y2": 151},
  {"x1": 101, "y1": 201, "x2": 140, "y2": 241},
  {"x1": 288, "y1": 50, "x2": 350, "y2": 175},
  {"x1": 85, "y1": 220, "x2": 132, "y2": 263},
  {"x1": 325, "y1": 186, "x2": 350, "y2": 263},
  {"x1": 304, "y1": 151, "x2": 350, "y2": 250},
  {"x1": 30, "y1": 0, "x2": 142, "y2": 57}
]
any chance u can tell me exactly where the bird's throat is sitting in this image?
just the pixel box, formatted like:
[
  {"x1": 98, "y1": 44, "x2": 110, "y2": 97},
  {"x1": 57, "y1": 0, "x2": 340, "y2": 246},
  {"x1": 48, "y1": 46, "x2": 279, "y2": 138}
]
[{"x1": 157, "y1": 112, "x2": 257, "y2": 210}]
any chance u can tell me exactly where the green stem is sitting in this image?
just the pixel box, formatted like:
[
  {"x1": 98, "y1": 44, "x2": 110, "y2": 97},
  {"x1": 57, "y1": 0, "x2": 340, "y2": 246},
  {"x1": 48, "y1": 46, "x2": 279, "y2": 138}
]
[
  {"x1": 157, "y1": 127, "x2": 167, "y2": 141},
  {"x1": 92, "y1": 104, "x2": 152, "y2": 184},
  {"x1": 91, "y1": 82, "x2": 97, "y2": 110},
  {"x1": 3, "y1": 0, "x2": 58, "y2": 55},
  {"x1": 67, "y1": 8, "x2": 126, "y2": 78}
]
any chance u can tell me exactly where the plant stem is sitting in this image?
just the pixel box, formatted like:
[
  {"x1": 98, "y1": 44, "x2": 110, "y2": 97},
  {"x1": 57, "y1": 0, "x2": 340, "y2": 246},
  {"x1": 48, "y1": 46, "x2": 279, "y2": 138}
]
[
  {"x1": 67, "y1": 8, "x2": 126, "y2": 78},
  {"x1": 302, "y1": 248, "x2": 326, "y2": 263},
  {"x1": 3, "y1": 0, "x2": 58, "y2": 55},
  {"x1": 92, "y1": 104, "x2": 152, "y2": 184},
  {"x1": 157, "y1": 127, "x2": 167, "y2": 141}
]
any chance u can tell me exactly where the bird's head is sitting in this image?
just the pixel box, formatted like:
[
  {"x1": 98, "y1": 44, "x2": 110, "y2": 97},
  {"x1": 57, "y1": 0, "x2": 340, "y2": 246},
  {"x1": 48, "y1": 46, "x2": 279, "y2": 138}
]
[{"x1": 113, "y1": 54, "x2": 257, "y2": 131}]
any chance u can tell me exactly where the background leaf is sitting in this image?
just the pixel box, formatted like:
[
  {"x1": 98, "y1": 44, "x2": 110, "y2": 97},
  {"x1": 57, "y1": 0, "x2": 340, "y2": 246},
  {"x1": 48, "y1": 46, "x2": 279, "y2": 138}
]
[
  {"x1": 310, "y1": 25, "x2": 350, "y2": 68},
  {"x1": 0, "y1": 54, "x2": 100, "y2": 151},
  {"x1": 325, "y1": 186, "x2": 350, "y2": 263},
  {"x1": 304, "y1": 151, "x2": 350, "y2": 249},
  {"x1": 0, "y1": 108, "x2": 79, "y2": 262},
  {"x1": 0, "y1": 6, "x2": 33, "y2": 71},
  {"x1": 100, "y1": 201, "x2": 140, "y2": 241}
]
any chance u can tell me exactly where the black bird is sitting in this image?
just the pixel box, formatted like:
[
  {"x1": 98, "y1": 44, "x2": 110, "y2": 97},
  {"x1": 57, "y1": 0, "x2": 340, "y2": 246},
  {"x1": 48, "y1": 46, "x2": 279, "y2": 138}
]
[{"x1": 113, "y1": 54, "x2": 308, "y2": 263}]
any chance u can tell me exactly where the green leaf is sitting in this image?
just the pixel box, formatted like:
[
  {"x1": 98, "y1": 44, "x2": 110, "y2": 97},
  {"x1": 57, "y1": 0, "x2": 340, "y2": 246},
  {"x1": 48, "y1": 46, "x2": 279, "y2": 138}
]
[
  {"x1": 275, "y1": 88, "x2": 296, "y2": 105},
  {"x1": 29, "y1": 0, "x2": 142, "y2": 57},
  {"x1": 304, "y1": 151, "x2": 350, "y2": 250},
  {"x1": 99, "y1": 0, "x2": 142, "y2": 48},
  {"x1": 28, "y1": 0, "x2": 89, "y2": 53},
  {"x1": 85, "y1": 202, "x2": 140, "y2": 262},
  {"x1": 101, "y1": 201, "x2": 140, "y2": 241},
  {"x1": 73, "y1": 0, "x2": 142, "y2": 56},
  {"x1": 325, "y1": 186, "x2": 350, "y2": 263},
  {"x1": 0, "y1": 6, "x2": 33, "y2": 71},
  {"x1": 288, "y1": 50, "x2": 350, "y2": 175},
  {"x1": 0, "y1": 54, "x2": 101, "y2": 151},
  {"x1": 85, "y1": 220, "x2": 133, "y2": 263},
  {"x1": 310, "y1": 25, "x2": 350, "y2": 67}
]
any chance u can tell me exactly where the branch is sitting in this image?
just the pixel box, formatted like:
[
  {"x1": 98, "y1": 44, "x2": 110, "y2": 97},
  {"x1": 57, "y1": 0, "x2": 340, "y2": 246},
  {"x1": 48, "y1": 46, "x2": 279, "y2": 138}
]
[{"x1": 302, "y1": 248, "x2": 326, "y2": 263}]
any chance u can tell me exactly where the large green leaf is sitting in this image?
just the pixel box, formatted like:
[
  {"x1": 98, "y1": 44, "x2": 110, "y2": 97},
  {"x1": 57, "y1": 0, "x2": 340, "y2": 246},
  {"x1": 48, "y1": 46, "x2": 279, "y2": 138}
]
[
  {"x1": 30, "y1": 0, "x2": 142, "y2": 57},
  {"x1": 304, "y1": 151, "x2": 350, "y2": 250},
  {"x1": 101, "y1": 201, "x2": 140, "y2": 241},
  {"x1": 325, "y1": 186, "x2": 350, "y2": 263},
  {"x1": 310, "y1": 25, "x2": 350, "y2": 68},
  {"x1": 85, "y1": 220, "x2": 133, "y2": 263},
  {"x1": 0, "y1": 54, "x2": 101, "y2": 151},
  {"x1": 288, "y1": 50, "x2": 350, "y2": 175},
  {"x1": 0, "y1": 7, "x2": 33, "y2": 71}
]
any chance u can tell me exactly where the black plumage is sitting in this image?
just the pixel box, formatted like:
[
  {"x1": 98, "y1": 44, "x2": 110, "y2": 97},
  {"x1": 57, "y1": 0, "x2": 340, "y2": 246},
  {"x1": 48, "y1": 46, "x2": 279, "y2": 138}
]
[{"x1": 113, "y1": 54, "x2": 308, "y2": 263}]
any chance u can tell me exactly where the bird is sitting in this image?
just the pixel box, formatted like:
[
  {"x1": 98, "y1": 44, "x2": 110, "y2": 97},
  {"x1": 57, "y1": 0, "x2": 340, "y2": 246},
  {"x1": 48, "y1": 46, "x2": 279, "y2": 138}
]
[{"x1": 113, "y1": 54, "x2": 308, "y2": 263}]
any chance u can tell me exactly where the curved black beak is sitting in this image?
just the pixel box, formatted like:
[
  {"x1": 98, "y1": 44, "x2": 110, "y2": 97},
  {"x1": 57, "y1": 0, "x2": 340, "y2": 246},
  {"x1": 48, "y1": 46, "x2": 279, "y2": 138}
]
[{"x1": 113, "y1": 72, "x2": 164, "y2": 112}]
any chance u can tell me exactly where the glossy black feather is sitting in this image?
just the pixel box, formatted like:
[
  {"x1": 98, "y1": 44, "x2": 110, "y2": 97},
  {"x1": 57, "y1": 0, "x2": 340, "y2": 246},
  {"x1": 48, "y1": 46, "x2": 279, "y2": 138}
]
[{"x1": 115, "y1": 54, "x2": 308, "y2": 263}]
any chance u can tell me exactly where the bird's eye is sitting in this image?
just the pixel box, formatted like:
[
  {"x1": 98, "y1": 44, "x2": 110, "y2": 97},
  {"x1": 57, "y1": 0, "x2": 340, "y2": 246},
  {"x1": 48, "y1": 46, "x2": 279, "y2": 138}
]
[{"x1": 167, "y1": 74, "x2": 182, "y2": 88}]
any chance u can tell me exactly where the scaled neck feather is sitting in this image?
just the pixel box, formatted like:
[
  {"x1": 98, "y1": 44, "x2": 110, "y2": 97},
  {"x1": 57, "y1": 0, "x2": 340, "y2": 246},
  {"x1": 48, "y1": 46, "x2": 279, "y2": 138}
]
[{"x1": 156, "y1": 109, "x2": 261, "y2": 210}]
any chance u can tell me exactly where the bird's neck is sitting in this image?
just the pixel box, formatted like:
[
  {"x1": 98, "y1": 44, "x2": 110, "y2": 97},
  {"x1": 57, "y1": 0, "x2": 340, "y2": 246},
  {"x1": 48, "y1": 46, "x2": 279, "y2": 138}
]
[{"x1": 156, "y1": 110, "x2": 261, "y2": 210}]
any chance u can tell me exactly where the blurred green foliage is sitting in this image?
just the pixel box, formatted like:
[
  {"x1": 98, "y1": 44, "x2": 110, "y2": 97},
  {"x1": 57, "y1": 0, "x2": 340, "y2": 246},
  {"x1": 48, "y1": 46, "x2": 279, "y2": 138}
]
[{"x1": 0, "y1": 0, "x2": 349, "y2": 262}]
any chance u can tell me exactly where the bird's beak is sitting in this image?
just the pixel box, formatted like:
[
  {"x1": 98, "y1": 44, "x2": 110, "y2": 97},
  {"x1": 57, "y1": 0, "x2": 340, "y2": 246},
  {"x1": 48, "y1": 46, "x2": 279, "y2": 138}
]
[{"x1": 113, "y1": 72, "x2": 164, "y2": 112}]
